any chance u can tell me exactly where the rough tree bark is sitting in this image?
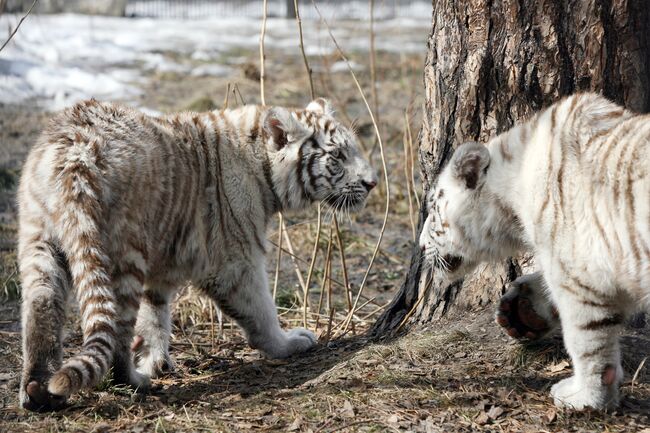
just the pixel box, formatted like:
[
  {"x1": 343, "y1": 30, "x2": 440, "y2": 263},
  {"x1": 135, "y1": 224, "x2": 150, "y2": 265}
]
[{"x1": 372, "y1": 0, "x2": 650, "y2": 335}]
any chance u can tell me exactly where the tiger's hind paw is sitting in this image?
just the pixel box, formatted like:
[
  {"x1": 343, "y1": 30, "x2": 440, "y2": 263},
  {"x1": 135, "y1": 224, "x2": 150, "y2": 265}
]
[
  {"x1": 20, "y1": 380, "x2": 67, "y2": 412},
  {"x1": 133, "y1": 335, "x2": 174, "y2": 379}
]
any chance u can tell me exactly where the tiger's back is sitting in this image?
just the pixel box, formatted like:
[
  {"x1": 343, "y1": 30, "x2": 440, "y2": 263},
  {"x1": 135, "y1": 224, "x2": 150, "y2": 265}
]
[{"x1": 514, "y1": 94, "x2": 650, "y2": 295}]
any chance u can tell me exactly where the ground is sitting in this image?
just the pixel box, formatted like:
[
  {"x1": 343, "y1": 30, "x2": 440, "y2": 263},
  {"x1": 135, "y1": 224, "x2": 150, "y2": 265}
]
[{"x1": 0, "y1": 12, "x2": 649, "y2": 433}]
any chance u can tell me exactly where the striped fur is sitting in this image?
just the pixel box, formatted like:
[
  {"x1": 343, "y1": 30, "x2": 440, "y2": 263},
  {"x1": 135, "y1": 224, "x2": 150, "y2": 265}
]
[
  {"x1": 419, "y1": 92, "x2": 649, "y2": 410},
  {"x1": 18, "y1": 98, "x2": 377, "y2": 410}
]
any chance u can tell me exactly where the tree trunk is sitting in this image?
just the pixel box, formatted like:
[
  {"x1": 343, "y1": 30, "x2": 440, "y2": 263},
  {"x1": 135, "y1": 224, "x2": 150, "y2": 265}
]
[
  {"x1": 286, "y1": 0, "x2": 297, "y2": 18},
  {"x1": 372, "y1": 0, "x2": 650, "y2": 336}
]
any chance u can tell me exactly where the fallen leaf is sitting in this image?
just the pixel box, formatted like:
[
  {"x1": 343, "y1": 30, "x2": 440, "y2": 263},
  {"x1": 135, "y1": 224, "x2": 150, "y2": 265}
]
[
  {"x1": 342, "y1": 400, "x2": 355, "y2": 418},
  {"x1": 544, "y1": 408, "x2": 557, "y2": 423},
  {"x1": 475, "y1": 412, "x2": 489, "y2": 425},
  {"x1": 547, "y1": 360, "x2": 570, "y2": 373},
  {"x1": 487, "y1": 406, "x2": 504, "y2": 420},
  {"x1": 288, "y1": 416, "x2": 302, "y2": 431}
]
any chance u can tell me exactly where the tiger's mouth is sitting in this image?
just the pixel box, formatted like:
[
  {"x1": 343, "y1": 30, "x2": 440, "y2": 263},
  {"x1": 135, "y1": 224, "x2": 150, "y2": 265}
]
[
  {"x1": 323, "y1": 192, "x2": 368, "y2": 213},
  {"x1": 443, "y1": 255, "x2": 464, "y2": 273},
  {"x1": 432, "y1": 254, "x2": 464, "y2": 273}
]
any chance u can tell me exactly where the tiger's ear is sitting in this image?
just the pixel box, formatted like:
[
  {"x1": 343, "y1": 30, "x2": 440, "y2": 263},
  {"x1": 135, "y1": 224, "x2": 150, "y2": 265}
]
[
  {"x1": 451, "y1": 141, "x2": 490, "y2": 190},
  {"x1": 263, "y1": 107, "x2": 307, "y2": 150},
  {"x1": 306, "y1": 98, "x2": 334, "y2": 116}
]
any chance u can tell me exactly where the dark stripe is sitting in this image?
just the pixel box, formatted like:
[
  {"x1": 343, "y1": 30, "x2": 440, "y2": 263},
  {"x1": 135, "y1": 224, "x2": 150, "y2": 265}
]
[
  {"x1": 577, "y1": 297, "x2": 613, "y2": 308},
  {"x1": 87, "y1": 350, "x2": 108, "y2": 372},
  {"x1": 79, "y1": 358, "x2": 96, "y2": 383},
  {"x1": 295, "y1": 139, "x2": 310, "y2": 200},
  {"x1": 207, "y1": 112, "x2": 229, "y2": 243},
  {"x1": 143, "y1": 290, "x2": 168, "y2": 306},
  {"x1": 84, "y1": 322, "x2": 117, "y2": 340},
  {"x1": 580, "y1": 314, "x2": 623, "y2": 330},
  {"x1": 215, "y1": 113, "x2": 247, "y2": 251},
  {"x1": 625, "y1": 141, "x2": 642, "y2": 263},
  {"x1": 308, "y1": 153, "x2": 320, "y2": 191},
  {"x1": 581, "y1": 344, "x2": 608, "y2": 359},
  {"x1": 66, "y1": 365, "x2": 84, "y2": 389},
  {"x1": 119, "y1": 262, "x2": 145, "y2": 285},
  {"x1": 86, "y1": 338, "x2": 111, "y2": 360}
]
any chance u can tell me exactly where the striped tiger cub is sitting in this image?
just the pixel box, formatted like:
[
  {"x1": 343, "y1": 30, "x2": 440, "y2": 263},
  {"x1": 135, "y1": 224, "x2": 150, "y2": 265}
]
[
  {"x1": 419, "y1": 92, "x2": 649, "y2": 410},
  {"x1": 18, "y1": 98, "x2": 377, "y2": 411}
]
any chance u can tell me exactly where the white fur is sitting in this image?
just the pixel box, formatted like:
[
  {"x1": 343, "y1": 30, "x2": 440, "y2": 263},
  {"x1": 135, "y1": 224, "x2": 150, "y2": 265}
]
[{"x1": 420, "y1": 93, "x2": 649, "y2": 410}]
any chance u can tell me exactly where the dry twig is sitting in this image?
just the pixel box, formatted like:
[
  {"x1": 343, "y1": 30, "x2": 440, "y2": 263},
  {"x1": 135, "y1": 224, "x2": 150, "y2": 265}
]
[
  {"x1": 293, "y1": 0, "x2": 315, "y2": 99},
  {"x1": 258, "y1": 0, "x2": 268, "y2": 105},
  {"x1": 303, "y1": 204, "x2": 322, "y2": 326},
  {"x1": 0, "y1": 0, "x2": 37, "y2": 53}
]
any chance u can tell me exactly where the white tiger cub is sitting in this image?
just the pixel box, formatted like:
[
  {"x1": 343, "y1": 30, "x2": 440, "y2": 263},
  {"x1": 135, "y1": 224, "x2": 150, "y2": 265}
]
[
  {"x1": 419, "y1": 93, "x2": 649, "y2": 410},
  {"x1": 18, "y1": 97, "x2": 377, "y2": 411}
]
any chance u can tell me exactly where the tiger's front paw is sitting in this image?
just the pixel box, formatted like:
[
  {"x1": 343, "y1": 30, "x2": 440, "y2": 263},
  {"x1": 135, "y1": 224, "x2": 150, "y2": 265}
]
[
  {"x1": 550, "y1": 375, "x2": 620, "y2": 410},
  {"x1": 284, "y1": 328, "x2": 318, "y2": 356},
  {"x1": 496, "y1": 276, "x2": 557, "y2": 341},
  {"x1": 258, "y1": 328, "x2": 318, "y2": 359}
]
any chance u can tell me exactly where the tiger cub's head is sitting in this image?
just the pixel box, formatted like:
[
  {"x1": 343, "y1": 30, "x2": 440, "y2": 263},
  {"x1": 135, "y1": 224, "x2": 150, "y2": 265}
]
[
  {"x1": 264, "y1": 98, "x2": 377, "y2": 213},
  {"x1": 419, "y1": 141, "x2": 520, "y2": 281}
]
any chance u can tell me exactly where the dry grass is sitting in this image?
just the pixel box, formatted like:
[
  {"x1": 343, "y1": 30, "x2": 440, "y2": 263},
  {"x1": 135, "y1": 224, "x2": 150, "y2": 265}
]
[
  {"x1": 0, "y1": 9, "x2": 648, "y2": 433},
  {"x1": 1, "y1": 308, "x2": 648, "y2": 432}
]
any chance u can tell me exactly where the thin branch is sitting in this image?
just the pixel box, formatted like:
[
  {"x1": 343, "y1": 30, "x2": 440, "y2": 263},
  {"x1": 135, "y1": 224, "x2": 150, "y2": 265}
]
[
  {"x1": 267, "y1": 238, "x2": 383, "y2": 307},
  {"x1": 259, "y1": 0, "x2": 268, "y2": 105},
  {"x1": 282, "y1": 220, "x2": 307, "y2": 295},
  {"x1": 310, "y1": 0, "x2": 391, "y2": 334},
  {"x1": 315, "y1": 224, "x2": 333, "y2": 332},
  {"x1": 303, "y1": 204, "x2": 322, "y2": 327},
  {"x1": 223, "y1": 83, "x2": 231, "y2": 109},
  {"x1": 631, "y1": 356, "x2": 647, "y2": 392},
  {"x1": 233, "y1": 83, "x2": 246, "y2": 106},
  {"x1": 369, "y1": 0, "x2": 379, "y2": 133},
  {"x1": 272, "y1": 213, "x2": 284, "y2": 300},
  {"x1": 294, "y1": 0, "x2": 315, "y2": 99},
  {"x1": 333, "y1": 216, "x2": 354, "y2": 334},
  {"x1": 0, "y1": 0, "x2": 37, "y2": 53}
]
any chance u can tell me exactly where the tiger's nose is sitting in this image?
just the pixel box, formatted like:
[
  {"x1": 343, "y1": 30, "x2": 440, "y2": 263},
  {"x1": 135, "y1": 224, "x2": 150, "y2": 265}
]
[{"x1": 361, "y1": 179, "x2": 377, "y2": 191}]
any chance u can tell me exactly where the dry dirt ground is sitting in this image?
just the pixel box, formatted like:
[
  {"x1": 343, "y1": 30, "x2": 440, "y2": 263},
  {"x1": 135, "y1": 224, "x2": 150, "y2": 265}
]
[{"x1": 0, "y1": 28, "x2": 649, "y2": 433}]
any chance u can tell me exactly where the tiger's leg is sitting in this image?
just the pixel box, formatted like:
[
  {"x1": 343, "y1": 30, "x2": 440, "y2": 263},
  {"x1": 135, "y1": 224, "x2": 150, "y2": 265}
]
[
  {"x1": 200, "y1": 262, "x2": 317, "y2": 359},
  {"x1": 110, "y1": 264, "x2": 149, "y2": 391},
  {"x1": 133, "y1": 288, "x2": 174, "y2": 378},
  {"x1": 547, "y1": 277, "x2": 624, "y2": 410},
  {"x1": 496, "y1": 272, "x2": 560, "y2": 341},
  {"x1": 19, "y1": 239, "x2": 71, "y2": 411}
]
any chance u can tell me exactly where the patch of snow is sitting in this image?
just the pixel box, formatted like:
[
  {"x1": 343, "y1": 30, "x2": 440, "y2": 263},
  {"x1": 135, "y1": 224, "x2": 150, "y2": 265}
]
[
  {"x1": 190, "y1": 64, "x2": 232, "y2": 77},
  {"x1": 0, "y1": 10, "x2": 430, "y2": 109}
]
